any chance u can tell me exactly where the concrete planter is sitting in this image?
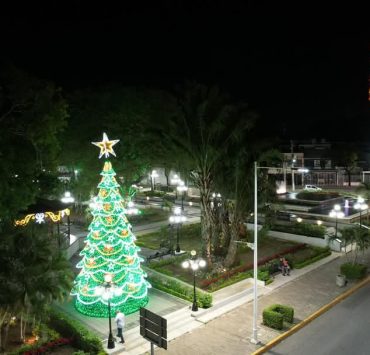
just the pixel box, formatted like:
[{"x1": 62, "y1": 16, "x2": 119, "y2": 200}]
[{"x1": 336, "y1": 274, "x2": 346, "y2": 287}]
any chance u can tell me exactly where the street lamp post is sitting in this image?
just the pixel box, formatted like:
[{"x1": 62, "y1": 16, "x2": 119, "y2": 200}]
[
  {"x1": 150, "y1": 170, "x2": 159, "y2": 192},
  {"x1": 291, "y1": 157, "x2": 296, "y2": 192},
  {"x1": 329, "y1": 204, "x2": 345, "y2": 238},
  {"x1": 171, "y1": 174, "x2": 181, "y2": 199},
  {"x1": 61, "y1": 191, "x2": 74, "y2": 245},
  {"x1": 169, "y1": 207, "x2": 187, "y2": 253},
  {"x1": 297, "y1": 168, "x2": 309, "y2": 187},
  {"x1": 95, "y1": 274, "x2": 123, "y2": 349},
  {"x1": 251, "y1": 162, "x2": 279, "y2": 344},
  {"x1": 177, "y1": 180, "x2": 188, "y2": 211},
  {"x1": 182, "y1": 250, "x2": 206, "y2": 311},
  {"x1": 354, "y1": 197, "x2": 368, "y2": 227},
  {"x1": 251, "y1": 162, "x2": 259, "y2": 344}
]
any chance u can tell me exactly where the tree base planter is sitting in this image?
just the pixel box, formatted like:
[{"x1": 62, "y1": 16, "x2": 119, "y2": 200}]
[{"x1": 336, "y1": 274, "x2": 346, "y2": 287}]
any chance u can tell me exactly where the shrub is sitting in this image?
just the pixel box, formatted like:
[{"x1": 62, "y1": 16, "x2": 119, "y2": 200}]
[
  {"x1": 11, "y1": 337, "x2": 72, "y2": 355},
  {"x1": 263, "y1": 308, "x2": 283, "y2": 330},
  {"x1": 48, "y1": 309, "x2": 106, "y2": 354},
  {"x1": 263, "y1": 304, "x2": 294, "y2": 330},
  {"x1": 294, "y1": 249, "x2": 331, "y2": 269},
  {"x1": 272, "y1": 222, "x2": 326, "y2": 238},
  {"x1": 296, "y1": 191, "x2": 340, "y2": 201},
  {"x1": 340, "y1": 262, "x2": 367, "y2": 279},
  {"x1": 148, "y1": 275, "x2": 213, "y2": 308}
]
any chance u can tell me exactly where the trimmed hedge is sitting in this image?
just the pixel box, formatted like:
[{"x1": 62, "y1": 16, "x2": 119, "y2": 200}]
[
  {"x1": 148, "y1": 275, "x2": 213, "y2": 308},
  {"x1": 296, "y1": 191, "x2": 340, "y2": 201},
  {"x1": 272, "y1": 222, "x2": 326, "y2": 239},
  {"x1": 294, "y1": 249, "x2": 331, "y2": 269},
  {"x1": 48, "y1": 309, "x2": 106, "y2": 355},
  {"x1": 340, "y1": 262, "x2": 367, "y2": 280},
  {"x1": 263, "y1": 304, "x2": 294, "y2": 330}
]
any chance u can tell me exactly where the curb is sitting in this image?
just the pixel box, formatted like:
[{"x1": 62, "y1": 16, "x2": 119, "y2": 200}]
[{"x1": 252, "y1": 275, "x2": 370, "y2": 355}]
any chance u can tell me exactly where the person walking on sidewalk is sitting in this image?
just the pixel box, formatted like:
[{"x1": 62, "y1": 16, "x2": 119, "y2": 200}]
[
  {"x1": 282, "y1": 258, "x2": 290, "y2": 276},
  {"x1": 115, "y1": 310, "x2": 125, "y2": 344}
]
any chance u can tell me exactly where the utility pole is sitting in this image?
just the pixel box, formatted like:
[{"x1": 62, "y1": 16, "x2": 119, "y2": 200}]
[{"x1": 291, "y1": 140, "x2": 295, "y2": 192}]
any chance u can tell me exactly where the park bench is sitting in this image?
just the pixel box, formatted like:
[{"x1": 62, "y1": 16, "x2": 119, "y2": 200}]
[{"x1": 146, "y1": 249, "x2": 173, "y2": 263}]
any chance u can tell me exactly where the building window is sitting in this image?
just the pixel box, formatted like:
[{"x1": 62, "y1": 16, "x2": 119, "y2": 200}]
[{"x1": 314, "y1": 160, "x2": 321, "y2": 169}]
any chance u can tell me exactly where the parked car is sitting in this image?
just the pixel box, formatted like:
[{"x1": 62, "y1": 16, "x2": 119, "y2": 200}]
[{"x1": 304, "y1": 184, "x2": 322, "y2": 192}]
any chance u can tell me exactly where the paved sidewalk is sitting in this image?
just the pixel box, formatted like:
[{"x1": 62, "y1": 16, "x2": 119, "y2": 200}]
[{"x1": 151, "y1": 251, "x2": 370, "y2": 355}]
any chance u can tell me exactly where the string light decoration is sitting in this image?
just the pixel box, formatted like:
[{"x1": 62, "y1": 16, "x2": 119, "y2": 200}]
[
  {"x1": 71, "y1": 133, "x2": 150, "y2": 317},
  {"x1": 15, "y1": 209, "x2": 70, "y2": 226}
]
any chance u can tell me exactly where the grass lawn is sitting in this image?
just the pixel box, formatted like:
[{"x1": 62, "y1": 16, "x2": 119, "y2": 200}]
[
  {"x1": 142, "y1": 224, "x2": 314, "y2": 289},
  {"x1": 129, "y1": 207, "x2": 170, "y2": 225},
  {"x1": 136, "y1": 223, "x2": 201, "y2": 251}
]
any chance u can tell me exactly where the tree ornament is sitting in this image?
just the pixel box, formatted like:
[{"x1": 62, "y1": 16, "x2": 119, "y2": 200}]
[
  {"x1": 121, "y1": 229, "x2": 129, "y2": 237},
  {"x1": 100, "y1": 189, "x2": 108, "y2": 197}
]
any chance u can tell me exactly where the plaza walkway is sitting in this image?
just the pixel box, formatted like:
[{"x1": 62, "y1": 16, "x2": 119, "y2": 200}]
[{"x1": 63, "y1": 206, "x2": 370, "y2": 355}]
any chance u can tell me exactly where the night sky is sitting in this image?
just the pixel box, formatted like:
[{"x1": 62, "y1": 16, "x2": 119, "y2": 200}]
[{"x1": 1, "y1": 1, "x2": 369, "y2": 140}]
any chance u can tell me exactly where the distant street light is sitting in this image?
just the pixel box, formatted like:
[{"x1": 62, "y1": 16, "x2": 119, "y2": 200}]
[
  {"x1": 61, "y1": 191, "x2": 75, "y2": 204},
  {"x1": 182, "y1": 250, "x2": 206, "y2": 311},
  {"x1": 297, "y1": 168, "x2": 309, "y2": 187},
  {"x1": 296, "y1": 217, "x2": 303, "y2": 223},
  {"x1": 317, "y1": 220, "x2": 323, "y2": 226},
  {"x1": 169, "y1": 207, "x2": 187, "y2": 253},
  {"x1": 354, "y1": 196, "x2": 368, "y2": 227},
  {"x1": 170, "y1": 174, "x2": 180, "y2": 185},
  {"x1": 177, "y1": 180, "x2": 188, "y2": 211},
  {"x1": 125, "y1": 201, "x2": 139, "y2": 215},
  {"x1": 95, "y1": 274, "x2": 123, "y2": 349},
  {"x1": 210, "y1": 192, "x2": 222, "y2": 209},
  {"x1": 329, "y1": 204, "x2": 345, "y2": 238}
]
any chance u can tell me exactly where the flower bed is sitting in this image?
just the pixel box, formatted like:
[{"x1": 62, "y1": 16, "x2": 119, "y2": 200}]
[
  {"x1": 10, "y1": 337, "x2": 72, "y2": 355},
  {"x1": 200, "y1": 243, "x2": 306, "y2": 288}
]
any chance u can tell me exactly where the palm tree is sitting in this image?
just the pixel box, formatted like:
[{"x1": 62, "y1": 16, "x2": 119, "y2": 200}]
[
  {"x1": 162, "y1": 82, "x2": 256, "y2": 265},
  {"x1": 330, "y1": 226, "x2": 370, "y2": 264}
]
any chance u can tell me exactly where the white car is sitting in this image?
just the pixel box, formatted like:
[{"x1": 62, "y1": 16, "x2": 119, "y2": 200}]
[{"x1": 304, "y1": 184, "x2": 322, "y2": 192}]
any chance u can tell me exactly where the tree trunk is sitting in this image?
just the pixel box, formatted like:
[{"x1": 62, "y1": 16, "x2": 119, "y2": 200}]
[
  {"x1": 198, "y1": 175, "x2": 213, "y2": 266},
  {"x1": 346, "y1": 170, "x2": 351, "y2": 187},
  {"x1": 223, "y1": 219, "x2": 240, "y2": 268}
]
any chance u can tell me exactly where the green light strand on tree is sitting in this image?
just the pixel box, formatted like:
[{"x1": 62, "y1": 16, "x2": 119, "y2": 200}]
[{"x1": 71, "y1": 160, "x2": 150, "y2": 317}]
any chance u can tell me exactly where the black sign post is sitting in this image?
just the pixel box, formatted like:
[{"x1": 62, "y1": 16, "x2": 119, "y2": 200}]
[{"x1": 140, "y1": 308, "x2": 167, "y2": 354}]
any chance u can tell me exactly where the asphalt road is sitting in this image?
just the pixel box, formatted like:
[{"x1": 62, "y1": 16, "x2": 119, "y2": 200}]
[{"x1": 266, "y1": 282, "x2": 370, "y2": 355}]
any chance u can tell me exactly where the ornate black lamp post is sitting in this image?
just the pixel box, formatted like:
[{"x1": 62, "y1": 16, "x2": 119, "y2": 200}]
[
  {"x1": 95, "y1": 274, "x2": 123, "y2": 349},
  {"x1": 329, "y1": 204, "x2": 344, "y2": 238},
  {"x1": 177, "y1": 181, "x2": 188, "y2": 211},
  {"x1": 182, "y1": 250, "x2": 206, "y2": 311},
  {"x1": 354, "y1": 197, "x2": 368, "y2": 227},
  {"x1": 169, "y1": 207, "x2": 187, "y2": 253}
]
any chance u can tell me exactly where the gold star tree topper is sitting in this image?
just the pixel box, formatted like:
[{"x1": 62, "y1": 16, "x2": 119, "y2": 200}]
[{"x1": 92, "y1": 132, "x2": 120, "y2": 158}]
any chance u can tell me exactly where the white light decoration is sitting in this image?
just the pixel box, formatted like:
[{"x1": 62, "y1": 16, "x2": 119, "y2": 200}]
[
  {"x1": 35, "y1": 213, "x2": 45, "y2": 224},
  {"x1": 92, "y1": 132, "x2": 120, "y2": 159}
]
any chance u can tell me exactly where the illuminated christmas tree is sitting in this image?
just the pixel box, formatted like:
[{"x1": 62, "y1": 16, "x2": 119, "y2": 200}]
[{"x1": 71, "y1": 133, "x2": 150, "y2": 317}]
